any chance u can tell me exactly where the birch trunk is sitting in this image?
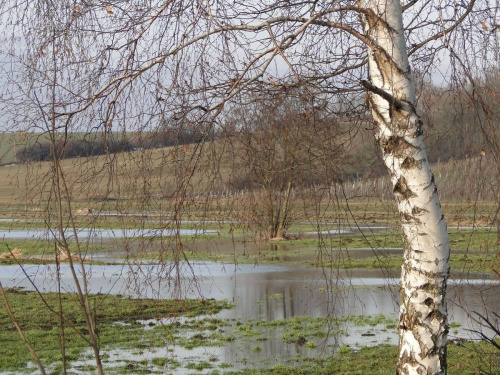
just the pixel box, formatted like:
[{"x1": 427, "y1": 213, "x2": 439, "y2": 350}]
[{"x1": 359, "y1": 1, "x2": 450, "y2": 374}]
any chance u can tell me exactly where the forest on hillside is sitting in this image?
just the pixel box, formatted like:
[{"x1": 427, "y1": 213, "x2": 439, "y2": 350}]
[{"x1": 10, "y1": 69, "x2": 500, "y2": 181}]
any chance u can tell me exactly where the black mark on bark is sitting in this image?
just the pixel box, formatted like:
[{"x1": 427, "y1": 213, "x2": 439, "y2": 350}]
[
  {"x1": 394, "y1": 176, "x2": 415, "y2": 200},
  {"x1": 414, "y1": 119, "x2": 423, "y2": 137},
  {"x1": 401, "y1": 157, "x2": 423, "y2": 170},
  {"x1": 412, "y1": 206, "x2": 428, "y2": 215},
  {"x1": 381, "y1": 136, "x2": 419, "y2": 158}
]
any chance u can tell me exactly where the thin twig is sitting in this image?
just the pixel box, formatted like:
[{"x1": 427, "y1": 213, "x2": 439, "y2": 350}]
[{"x1": 0, "y1": 283, "x2": 47, "y2": 375}]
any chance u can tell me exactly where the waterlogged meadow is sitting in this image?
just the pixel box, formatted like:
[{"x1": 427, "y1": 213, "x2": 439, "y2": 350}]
[
  {"x1": 0, "y1": 289, "x2": 231, "y2": 374},
  {"x1": 0, "y1": 0, "x2": 499, "y2": 370},
  {"x1": 0, "y1": 205, "x2": 498, "y2": 374},
  {"x1": 1, "y1": 286, "x2": 497, "y2": 374}
]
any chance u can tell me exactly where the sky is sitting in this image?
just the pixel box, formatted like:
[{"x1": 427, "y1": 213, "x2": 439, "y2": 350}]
[{"x1": 0, "y1": 0, "x2": 497, "y2": 133}]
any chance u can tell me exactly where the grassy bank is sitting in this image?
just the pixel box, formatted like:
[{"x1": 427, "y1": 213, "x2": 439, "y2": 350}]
[
  {"x1": 2, "y1": 227, "x2": 497, "y2": 274},
  {"x1": 273, "y1": 227, "x2": 500, "y2": 252}
]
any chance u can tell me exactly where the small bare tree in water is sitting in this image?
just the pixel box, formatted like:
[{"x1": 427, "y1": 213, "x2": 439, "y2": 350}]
[
  {"x1": 0, "y1": 0, "x2": 498, "y2": 374},
  {"x1": 226, "y1": 94, "x2": 345, "y2": 239}
]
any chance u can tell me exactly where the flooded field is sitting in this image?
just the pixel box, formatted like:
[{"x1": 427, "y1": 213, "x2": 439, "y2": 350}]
[
  {"x1": 0, "y1": 219, "x2": 498, "y2": 374},
  {"x1": 0, "y1": 227, "x2": 215, "y2": 240},
  {"x1": 1, "y1": 258, "x2": 498, "y2": 374}
]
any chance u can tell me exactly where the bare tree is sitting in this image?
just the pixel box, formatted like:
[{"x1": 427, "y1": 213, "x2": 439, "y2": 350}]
[
  {"x1": 226, "y1": 94, "x2": 344, "y2": 239},
  {"x1": 1, "y1": 0, "x2": 497, "y2": 374}
]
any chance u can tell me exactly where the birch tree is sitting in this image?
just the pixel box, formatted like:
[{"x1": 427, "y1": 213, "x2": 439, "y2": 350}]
[
  {"x1": 359, "y1": 1, "x2": 449, "y2": 373},
  {"x1": 1, "y1": 0, "x2": 495, "y2": 374}
]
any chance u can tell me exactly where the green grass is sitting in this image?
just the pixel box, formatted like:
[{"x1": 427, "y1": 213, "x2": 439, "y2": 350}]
[
  {"x1": 0, "y1": 240, "x2": 116, "y2": 265},
  {"x1": 274, "y1": 228, "x2": 500, "y2": 252},
  {"x1": 313, "y1": 252, "x2": 499, "y2": 273},
  {"x1": 0, "y1": 239, "x2": 109, "y2": 257},
  {"x1": 225, "y1": 341, "x2": 499, "y2": 374},
  {"x1": 0, "y1": 288, "x2": 232, "y2": 372},
  {"x1": 2, "y1": 227, "x2": 498, "y2": 274},
  {"x1": 0, "y1": 132, "x2": 26, "y2": 164},
  {"x1": 108, "y1": 229, "x2": 498, "y2": 274},
  {"x1": 2, "y1": 289, "x2": 498, "y2": 374}
]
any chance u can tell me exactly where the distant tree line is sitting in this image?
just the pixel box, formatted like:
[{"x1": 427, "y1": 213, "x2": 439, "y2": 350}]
[
  {"x1": 134, "y1": 124, "x2": 207, "y2": 150},
  {"x1": 418, "y1": 68, "x2": 500, "y2": 164},
  {"x1": 15, "y1": 139, "x2": 132, "y2": 162},
  {"x1": 15, "y1": 125, "x2": 207, "y2": 162},
  {"x1": 16, "y1": 68, "x2": 499, "y2": 166}
]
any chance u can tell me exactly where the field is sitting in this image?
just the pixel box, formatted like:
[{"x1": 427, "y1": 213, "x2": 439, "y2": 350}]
[
  {"x1": 0, "y1": 137, "x2": 498, "y2": 279},
  {"x1": 0, "y1": 133, "x2": 498, "y2": 221},
  {"x1": 0, "y1": 133, "x2": 498, "y2": 374},
  {"x1": 0, "y1": 288, "x2": 497, "y2": 374},
  {"x1": 0, "y1": 134, "x2": 498, "y2": 272}
]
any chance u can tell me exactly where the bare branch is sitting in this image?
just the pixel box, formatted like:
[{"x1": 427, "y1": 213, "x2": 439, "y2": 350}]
[
  {"x1": 409, "y1": 0, "x2": 477, "y2": 56},
  {"x1": 0, "y1": 283, "x2": 47, "y2": 375},
  {"x1": 402, "y1": 0, "x2": 419, "y2": 12},
  {"x1": 360, "y1": 79, "x2": 413, "y2": 113}
]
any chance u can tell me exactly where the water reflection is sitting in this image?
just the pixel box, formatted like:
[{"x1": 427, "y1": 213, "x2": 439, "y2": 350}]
[
  {"x1": 1, "y1": 261, "x2": 497, "y2": 329},
  {"x1": 0, "y1": 228, "x2": 215, "y2": 240}
]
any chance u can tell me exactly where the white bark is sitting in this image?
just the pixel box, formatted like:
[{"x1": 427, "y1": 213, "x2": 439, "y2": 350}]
[{"x1": 359, "y1": 1, "x2": 450, "y2": 374}]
